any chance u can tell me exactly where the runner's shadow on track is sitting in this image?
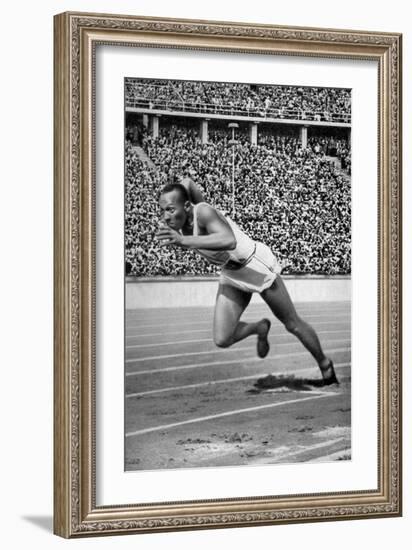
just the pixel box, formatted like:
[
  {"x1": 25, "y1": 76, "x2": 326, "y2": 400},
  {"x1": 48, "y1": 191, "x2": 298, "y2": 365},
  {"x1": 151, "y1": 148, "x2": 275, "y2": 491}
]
[{"x1": 248, "y1": 374, "x2": 327, "y2": 394}]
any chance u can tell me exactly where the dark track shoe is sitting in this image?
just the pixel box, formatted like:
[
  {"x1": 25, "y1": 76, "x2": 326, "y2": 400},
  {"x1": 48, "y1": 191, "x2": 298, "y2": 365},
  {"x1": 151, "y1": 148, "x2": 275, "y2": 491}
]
[
  {"x1": 320, "y1": 360, "x2": 339, "y2": 386},
  {"x1": 257, "y1": 318, "x2": 271, "y2": 358}
]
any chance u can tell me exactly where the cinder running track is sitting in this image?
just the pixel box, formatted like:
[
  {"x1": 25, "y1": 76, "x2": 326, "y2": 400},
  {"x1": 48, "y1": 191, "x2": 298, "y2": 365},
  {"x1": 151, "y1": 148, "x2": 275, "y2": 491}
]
[{"x1": 125, "y1": 301, "x2": 351, "y2": 471}]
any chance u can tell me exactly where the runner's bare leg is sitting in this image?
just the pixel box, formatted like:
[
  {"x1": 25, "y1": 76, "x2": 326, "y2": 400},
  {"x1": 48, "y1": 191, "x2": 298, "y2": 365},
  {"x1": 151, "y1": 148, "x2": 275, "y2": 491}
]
[
  {"x1": 213, "y1": 283, "x2": 271, "y2": 357},
  {"x1": 261, "y1": 276, "x2": 330, "y2": 369}
]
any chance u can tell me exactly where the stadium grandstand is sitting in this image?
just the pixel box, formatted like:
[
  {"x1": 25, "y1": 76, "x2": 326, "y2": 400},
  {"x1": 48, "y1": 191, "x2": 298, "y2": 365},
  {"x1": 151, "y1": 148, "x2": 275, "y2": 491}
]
[
  {"x1": 125, "y1": 78, "x2": 351, "y2": 278},
  {"x1": 125, "y1": 79, "x2": 351, "y2": 124}
]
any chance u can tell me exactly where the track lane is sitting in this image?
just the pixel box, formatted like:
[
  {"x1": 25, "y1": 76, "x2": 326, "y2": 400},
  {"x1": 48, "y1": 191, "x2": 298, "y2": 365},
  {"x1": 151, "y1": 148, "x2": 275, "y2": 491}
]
[{"x1": 125, "y1": 301, "x2": 351, "y2": 470}]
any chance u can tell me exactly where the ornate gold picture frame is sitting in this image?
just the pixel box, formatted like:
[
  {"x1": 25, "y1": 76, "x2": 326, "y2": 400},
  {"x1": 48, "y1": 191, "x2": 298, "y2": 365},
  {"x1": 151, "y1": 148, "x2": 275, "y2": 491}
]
[{"x1": 53, "y1": 11, "x2": 402, "y2": 538}]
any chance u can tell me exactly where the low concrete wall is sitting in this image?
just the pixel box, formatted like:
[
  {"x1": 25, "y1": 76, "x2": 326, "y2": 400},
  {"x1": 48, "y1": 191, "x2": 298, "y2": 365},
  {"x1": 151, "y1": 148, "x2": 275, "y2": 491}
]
[{"x1": 126, "y1": 275, "x2": 351, "y2": 309}]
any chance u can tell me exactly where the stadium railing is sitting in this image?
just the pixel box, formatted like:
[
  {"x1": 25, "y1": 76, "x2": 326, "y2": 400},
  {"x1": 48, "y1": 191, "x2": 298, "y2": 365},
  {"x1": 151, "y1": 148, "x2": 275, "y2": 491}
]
[{"x1": 125, "y1": 97, "x2": 351, "y2": 124}]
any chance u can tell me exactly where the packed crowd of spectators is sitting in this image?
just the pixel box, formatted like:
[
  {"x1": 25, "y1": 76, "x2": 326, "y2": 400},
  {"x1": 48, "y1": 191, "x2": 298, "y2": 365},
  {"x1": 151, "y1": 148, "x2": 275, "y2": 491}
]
[
  {"x1": 125, "y1": 123, "x2": 351, "y2": 277},
  {"x1": 125, "y1": 142, "x2": 215, "y2": 276},
  {"x1": 125, "y1": 78, "x2": 351, "y2": 123},
  {"x1": 308, "y1": 135, "x2": 351, "y2": 174}
]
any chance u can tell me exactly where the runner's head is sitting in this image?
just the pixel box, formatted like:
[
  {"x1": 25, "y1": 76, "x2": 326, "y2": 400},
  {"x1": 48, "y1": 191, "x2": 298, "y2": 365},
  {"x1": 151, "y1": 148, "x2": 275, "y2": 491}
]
[{"x1": 159, "y1": 183, "x2": 191, "y2": 230}]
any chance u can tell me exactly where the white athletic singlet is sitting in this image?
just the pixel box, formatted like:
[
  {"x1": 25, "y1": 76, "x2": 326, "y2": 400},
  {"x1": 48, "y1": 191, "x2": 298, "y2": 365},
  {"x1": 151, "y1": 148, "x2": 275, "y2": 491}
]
[{"x1": 192, "y1": 203, "x2": 255, "y2": 267}]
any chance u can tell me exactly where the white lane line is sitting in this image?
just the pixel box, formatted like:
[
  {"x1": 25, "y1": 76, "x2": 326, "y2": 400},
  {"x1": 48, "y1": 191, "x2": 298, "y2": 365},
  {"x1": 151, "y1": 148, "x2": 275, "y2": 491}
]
[
  {"x1": 126, "y1": 329, "x2": 351, "y2": 349},
  {"x1": 127, "y1": 319, "x2": 209, "y2": 330},
  {"x1": 270, "y1": 438, "x2": 346, "y2": 462},
  {"x1": 126, "y1": 362, "x2": 351, "y2": 398},
  {"x1": 126, "y1": 337, "x2": 350, "y2": 364},
  {"x1": 126, "y1": 312, "x2": 350, "y2": 331},
  {"x1": 125, "y1": 346, "x2": 350, "y2": 376},
  {"x1": 125, "y1": 392, "x2": 335, "y2": 438},
  {"x1": 307, "y1": 449, "x2": 351, "y2": 463},
  {"x1": 127, "y1": 328, "x2": 211, "y2": 339},
  {"x1": 126, "y1": 319, "x2": 350, "y2": 340},
  {"x1": 127, "y1": 337, "x2": 211, "y2": 349},
  {"x1": 126, "y1": 305, "x2": 350, "y2": 322},
  {"x1": 127, "y1": 302, "x2": 350, "y2": 314}
]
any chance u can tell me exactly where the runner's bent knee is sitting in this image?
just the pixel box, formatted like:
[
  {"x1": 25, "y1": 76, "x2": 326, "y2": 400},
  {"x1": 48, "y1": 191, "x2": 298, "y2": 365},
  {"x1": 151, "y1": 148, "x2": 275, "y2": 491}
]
[
  {"x1": 213, "y1": 330, "x2": 234, "y2": 348},
  {"x1": 284, "y1": 316, "x2": 301, "y2": 335}
]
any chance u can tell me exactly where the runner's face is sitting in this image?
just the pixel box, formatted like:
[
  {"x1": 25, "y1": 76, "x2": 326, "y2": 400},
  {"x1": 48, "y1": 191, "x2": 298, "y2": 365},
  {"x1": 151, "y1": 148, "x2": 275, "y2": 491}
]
[{"x1": 159, "y1": 190, "x2": 188, "y2": 230}]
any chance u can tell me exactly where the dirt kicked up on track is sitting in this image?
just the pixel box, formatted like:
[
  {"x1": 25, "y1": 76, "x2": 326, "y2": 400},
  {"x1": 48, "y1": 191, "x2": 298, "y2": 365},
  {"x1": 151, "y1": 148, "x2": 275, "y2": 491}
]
[{"x1": 125, "y1": 301, "x2": 351, "y2": 471}]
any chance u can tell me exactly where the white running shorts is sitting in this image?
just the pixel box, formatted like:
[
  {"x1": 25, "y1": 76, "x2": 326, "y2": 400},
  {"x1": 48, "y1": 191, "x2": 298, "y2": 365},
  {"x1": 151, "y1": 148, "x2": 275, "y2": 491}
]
[{"x1": 219, "y1": 241, "x2": 282, "y2": 294}]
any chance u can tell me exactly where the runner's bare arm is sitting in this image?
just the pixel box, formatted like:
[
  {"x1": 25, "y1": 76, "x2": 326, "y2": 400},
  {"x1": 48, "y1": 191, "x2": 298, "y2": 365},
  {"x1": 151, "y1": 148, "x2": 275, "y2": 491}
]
[
  {"x1": 181, "y1": 177, "x2": 205, "y2": 204},
  {"x1": 156, "y1": 204, "x2": 236, "y2": 250}
]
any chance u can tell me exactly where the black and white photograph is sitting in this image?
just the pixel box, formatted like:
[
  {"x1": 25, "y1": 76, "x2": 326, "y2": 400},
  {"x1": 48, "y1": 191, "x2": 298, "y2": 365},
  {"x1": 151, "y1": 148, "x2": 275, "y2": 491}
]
[{"x1": 124, "y1": 78, "x2": 352, "y2": 471}]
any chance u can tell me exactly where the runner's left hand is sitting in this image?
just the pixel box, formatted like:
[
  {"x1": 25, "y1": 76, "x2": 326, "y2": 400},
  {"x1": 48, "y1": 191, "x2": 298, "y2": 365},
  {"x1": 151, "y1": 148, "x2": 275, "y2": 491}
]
[{"x1": 155, "y1": 227, "x2": 184, "y2": 247}]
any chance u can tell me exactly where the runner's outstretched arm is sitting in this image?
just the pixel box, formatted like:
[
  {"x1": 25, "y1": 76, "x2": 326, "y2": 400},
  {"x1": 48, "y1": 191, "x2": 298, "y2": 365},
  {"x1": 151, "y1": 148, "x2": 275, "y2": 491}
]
[{"x1": 156, "y1": 203, "x2": 236, "y2": 250}]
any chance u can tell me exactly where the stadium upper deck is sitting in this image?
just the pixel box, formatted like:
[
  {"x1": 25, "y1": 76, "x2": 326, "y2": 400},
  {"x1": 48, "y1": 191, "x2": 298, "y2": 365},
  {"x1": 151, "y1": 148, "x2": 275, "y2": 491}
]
[{"x1": 125, "y1": 79, "x2": 351, "y2": 125}]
